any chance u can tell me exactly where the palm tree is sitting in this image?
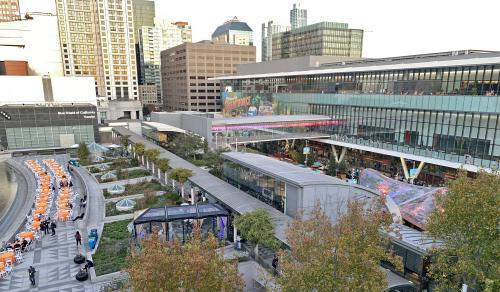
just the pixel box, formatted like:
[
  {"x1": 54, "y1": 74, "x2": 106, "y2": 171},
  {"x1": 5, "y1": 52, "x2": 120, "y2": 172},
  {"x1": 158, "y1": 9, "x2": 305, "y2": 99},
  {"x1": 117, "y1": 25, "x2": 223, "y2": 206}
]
[
  {"x1": 145, "y1": 148, "x2": 160, "y2": 174},
  {"x1": 170, "y1": 168, "x2": 193, "y2": 200},
  {"x1": 134, "y1": 143, "x2": 145, "y2": 165},
  {"x1": 156, "y1": 158, "x2": 170, "y2": 184}
]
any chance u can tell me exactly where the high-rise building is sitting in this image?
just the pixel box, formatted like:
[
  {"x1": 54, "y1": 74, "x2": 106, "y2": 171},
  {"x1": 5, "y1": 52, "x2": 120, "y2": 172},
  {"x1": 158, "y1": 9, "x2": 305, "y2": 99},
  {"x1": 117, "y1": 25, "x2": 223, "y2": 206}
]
[
  {"x1": 290, "y1": 3, "x2": 306, "y2": 30},
  {"x1": 212, "y1": 17, "x2": 253, "y2": 46},
  {"x1": 261, "y1": 21, "x2": 290, "y2": 62},
  {"x1": 161, "y1": 41, "x2": 256, "y2": 112},
  {"x1": 0, "y1": 0, "x2": 20, "y2": 22},
  {"x1": 138, "y1": 19, "x2": 192, "y2": 106},
  {"x1": 131, "y1": 0, "x2": 155, "y2": 42},
  {"x1": 273, "y1": 22, "x2": 363, "y2": 60},
  {"x1": 56, "y1": 0, "x2": 138, "y2": 100}
]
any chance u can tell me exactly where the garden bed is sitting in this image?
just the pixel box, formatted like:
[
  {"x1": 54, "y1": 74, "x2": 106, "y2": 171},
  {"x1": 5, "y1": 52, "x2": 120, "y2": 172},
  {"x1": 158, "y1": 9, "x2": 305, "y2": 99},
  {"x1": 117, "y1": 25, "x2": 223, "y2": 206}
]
[
  {"x1": 97, "y1": 168, "x2": 151, "y2": 183},
  {"x1": 103, "y1": 180, "x2": 166, "y2": 199},
  {"x1": 93, "y1": 220, "x2": 131, "y2": 276},
  {"x1": 105, "y1": 192, "x2": 181, "y2": 217}
]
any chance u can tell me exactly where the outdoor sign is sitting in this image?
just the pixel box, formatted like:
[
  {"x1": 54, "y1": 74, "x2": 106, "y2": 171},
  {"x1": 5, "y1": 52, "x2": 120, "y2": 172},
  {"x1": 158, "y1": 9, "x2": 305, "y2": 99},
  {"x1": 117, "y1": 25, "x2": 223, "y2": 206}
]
[
  {"x1": 409, "y1": 168, "x2": 418, "y2": 178},
  {"x1": 222, "y1": 90, "x2": 276, "y2": 117},
  {"x1": 303, "y1": 147, "x2": 310, "y2": 155}
]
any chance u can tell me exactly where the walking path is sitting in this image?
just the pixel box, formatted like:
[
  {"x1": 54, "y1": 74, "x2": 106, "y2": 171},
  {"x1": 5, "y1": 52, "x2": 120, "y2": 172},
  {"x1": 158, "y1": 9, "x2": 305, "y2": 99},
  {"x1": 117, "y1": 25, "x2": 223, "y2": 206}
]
[
  {"x1": 97, "y1": 176, "x2": 154, "y2": 189},
  {"x1": 103, "y1": 214, "x2": 134, "y2": 223},
  {"x1": 0, "y1": 156, "x2": 94, "y2": 292}
]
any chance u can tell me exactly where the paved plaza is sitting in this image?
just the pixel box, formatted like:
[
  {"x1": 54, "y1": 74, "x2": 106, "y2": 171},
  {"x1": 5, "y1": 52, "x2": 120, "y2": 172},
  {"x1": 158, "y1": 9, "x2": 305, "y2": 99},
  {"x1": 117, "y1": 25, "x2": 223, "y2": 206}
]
[{"x1": 0, "y1": 157, "x2": 95, "y2": 292}]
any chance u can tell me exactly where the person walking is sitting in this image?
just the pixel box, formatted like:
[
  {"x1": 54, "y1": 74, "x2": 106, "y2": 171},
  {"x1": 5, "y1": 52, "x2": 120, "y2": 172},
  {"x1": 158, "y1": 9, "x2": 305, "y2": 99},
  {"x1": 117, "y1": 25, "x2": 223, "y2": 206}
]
[
  {"x1": 75, "y1": 231, "x2": 82, "y2": 247},
  {"x1": 50, "y1": 221, "x2": 57, "y2": 236},
  {"x1": 40, "y1": 220, "x2": 46, "y2": 235},
  {"x1": 28, "y1": 266, "x2": 36, "y2": 286},
  {"x1": 272, "y1": 255, "x2": 279, "y2": 276}
]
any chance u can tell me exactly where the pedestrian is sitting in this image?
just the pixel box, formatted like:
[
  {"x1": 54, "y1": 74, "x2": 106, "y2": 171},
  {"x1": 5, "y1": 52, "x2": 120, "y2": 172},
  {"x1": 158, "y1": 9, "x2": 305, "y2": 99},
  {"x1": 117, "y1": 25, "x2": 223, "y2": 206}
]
[
  {"x1": 28, "y1": 266, "x2": 36, "y2": 286},
  {"x1": 50, "y1": 220, "x2": 57, "y2": 236},
  {"x1": 75, "y1": 231, "x2": 82, "y2": 247},
  {"x1": 40, "y1": 220, "x2": 46, "y2": 235},
  {"x1": 272, "y1": 255, "x2": 279, "y2": 275}
]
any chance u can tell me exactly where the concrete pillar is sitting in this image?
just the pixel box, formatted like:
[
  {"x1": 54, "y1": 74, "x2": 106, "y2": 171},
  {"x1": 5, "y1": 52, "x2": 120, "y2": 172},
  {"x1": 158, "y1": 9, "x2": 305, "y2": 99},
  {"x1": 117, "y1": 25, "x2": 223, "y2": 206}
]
[
  {"x1": 400, "y1": 157, "x2": 410, "y2": 181},
  {"x1": 331, "y1": 145, "x2": 339, "y2": 162},
  {"x1": 190, "y1": 187, "x2": 195, "y2": 205},
  {"x1": 338, "y1": 147, "x2": 347, "y2": 163},
  {"x1": 411, "y1": 161, "x2": 426, "y2": 180},
  {"x1": 233, "y1": 226, "x2": 238, "y2": 243}
]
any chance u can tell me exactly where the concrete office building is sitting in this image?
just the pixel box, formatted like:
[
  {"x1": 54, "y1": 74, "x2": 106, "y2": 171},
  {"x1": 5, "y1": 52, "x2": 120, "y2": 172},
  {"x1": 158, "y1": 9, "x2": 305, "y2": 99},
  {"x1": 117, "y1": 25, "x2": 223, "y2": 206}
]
[
  {"x1": 139, "y1": 84, "x2": 158, "y2": 107},
  {"x1": 216, "y1": 50, "x2": 500, "y2": 181},
  {"x1": 290, "y1": 3, "x2": 306, "y2": 30},
  {"x1": 0, "y1": 11, "x2": 64, "y2": 76},
  {"x1": 97, "y1": 99, "x2": 143, "y2": 122},
  {"x1": 56, "y1": 0, "x2": 138, "y2": 100},
  {"x1": 261, "y1": 21, "x2": 290, "y2": 62},
  {"x1": 0, "y1": 0, "x2": 19, "y2": 22},
  {"x1": 0, "y1": 75, "x2": 99, "y2": 150},
  {"x1": 138, "y1": 19, "x2": 192, "y2": 105},
  {"x1": 160, "y1": 41, "x2": 256, "y2": 112},
  {"x1": 272, "y1": 21, "x2": 364, "y2": 60},
  {"x1": 212, "y1": 17, "x2": 253, "y2": 46}
]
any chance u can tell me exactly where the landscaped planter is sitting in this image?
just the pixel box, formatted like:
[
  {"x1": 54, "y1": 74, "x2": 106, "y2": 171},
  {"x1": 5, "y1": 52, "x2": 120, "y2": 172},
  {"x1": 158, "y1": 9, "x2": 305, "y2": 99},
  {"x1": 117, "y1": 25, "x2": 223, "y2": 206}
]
[
  {"x1": 74, "y1": 254, "x2": 86, "y2": 264},
  {"x1": 75, "y1": 270, "x2": 89, "y2": 281}
]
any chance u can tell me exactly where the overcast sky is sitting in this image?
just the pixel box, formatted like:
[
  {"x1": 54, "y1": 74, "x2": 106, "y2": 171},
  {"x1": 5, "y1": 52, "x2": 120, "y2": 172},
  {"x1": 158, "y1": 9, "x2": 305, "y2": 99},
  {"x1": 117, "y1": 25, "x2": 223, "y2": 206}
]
[{"x1": 156, "y1": 0, "x2": 500, "y2": 60}]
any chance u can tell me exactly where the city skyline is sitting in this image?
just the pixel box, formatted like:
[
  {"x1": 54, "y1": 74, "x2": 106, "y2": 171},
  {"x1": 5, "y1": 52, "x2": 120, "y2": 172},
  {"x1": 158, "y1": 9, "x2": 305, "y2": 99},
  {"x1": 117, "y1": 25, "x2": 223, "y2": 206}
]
[{"x1": 156, "y1": 0, "x2": 500, "y2": 60}]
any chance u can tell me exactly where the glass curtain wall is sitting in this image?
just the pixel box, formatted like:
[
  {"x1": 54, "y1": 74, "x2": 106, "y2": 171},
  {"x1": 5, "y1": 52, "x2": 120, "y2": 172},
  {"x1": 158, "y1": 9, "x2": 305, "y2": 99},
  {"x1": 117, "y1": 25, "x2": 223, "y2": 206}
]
[{"x1": 223, "y1": 160, "x2": 286, "y2": 212}]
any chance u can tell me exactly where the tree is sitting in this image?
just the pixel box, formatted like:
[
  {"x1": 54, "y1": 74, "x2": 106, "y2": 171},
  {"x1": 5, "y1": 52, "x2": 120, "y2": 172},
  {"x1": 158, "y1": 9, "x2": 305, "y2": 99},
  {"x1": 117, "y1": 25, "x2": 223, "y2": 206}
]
[
  {"x1": 120, "y1": 135, "x2": 130, "y2": 149},
  {"x1": 145, "y1": 148, "x2": 160, "y2": 172},
  {"x1": 204, "y1": 149, "x2": 229, "y2": 178},
  {"x1": 426, "y1": 171, "x2": 500, "y2": 292},
  {"x1": 77, "y1": 142, "x2": 90, "y2": 164},
  {"x1": 156, "y1": 158, "x2": 170, "y2": 184},
  {"x1": 276, "y1": 201, "x2": 402, "y2": 291},
  {"x1": 168, "y1": 132, "x2": 205, "y2": 160},
  {"x1": 233, "y1": 209, "x2": 280, "y2": 257},
  {"x1": 169, "y1": 167, "x2": 193, "y2": 200},
  {"x1": 134, "y1": 143, "x2": 145, "y2": 164},
  {"x1": 127, "y1": 229, "x2": 244, "y2": 291},
  {"x1": 326, "y1": 156, "x2": 348, "y2": 177}
]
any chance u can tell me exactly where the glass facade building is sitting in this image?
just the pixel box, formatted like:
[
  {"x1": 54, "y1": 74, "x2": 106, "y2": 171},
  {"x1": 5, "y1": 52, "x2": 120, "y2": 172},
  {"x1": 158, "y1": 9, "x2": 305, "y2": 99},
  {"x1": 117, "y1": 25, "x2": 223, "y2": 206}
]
[
  {"x1": 272, "y1": 22, "x2": 363, "y2": 60},
  {"x1": 218, "y1": 51, "x2": 500, "y2": 170},
  {"x1": 223, "y1": 159, "x2": 286, "y2": 212},
  {"x1": 0, "y1": 104, "x2": 98, "y2": 150}
]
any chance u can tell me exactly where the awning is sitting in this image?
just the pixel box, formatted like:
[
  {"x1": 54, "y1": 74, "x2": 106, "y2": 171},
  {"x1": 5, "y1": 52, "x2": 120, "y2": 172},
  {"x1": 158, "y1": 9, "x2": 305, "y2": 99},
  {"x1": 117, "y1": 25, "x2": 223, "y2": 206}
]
[{"x1": 134, "y1": 203, "x2": 229, "y2": 224}]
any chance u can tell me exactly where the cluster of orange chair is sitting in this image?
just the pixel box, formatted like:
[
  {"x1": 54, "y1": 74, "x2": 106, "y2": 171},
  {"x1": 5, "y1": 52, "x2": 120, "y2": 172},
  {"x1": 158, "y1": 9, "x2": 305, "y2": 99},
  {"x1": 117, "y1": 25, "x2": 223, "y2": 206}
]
[
  {"x1": 43, "y1": 159, "x2": 72, "y2": 222},
  {"x1": 25, "y1": 160, "x2": 53, "y2": 232}
]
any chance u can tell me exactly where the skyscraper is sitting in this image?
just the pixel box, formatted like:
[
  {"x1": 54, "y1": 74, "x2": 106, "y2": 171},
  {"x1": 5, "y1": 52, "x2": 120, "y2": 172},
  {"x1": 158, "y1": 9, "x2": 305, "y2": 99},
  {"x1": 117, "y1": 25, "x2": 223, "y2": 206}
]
[
  {"x1": 56, "y1": 0, "x2": 138, "y2": 100},
  {"x1": 131, "y1": 0, "x2": 155, "y2": 41},
  {"x1": 0, "y1": 0, "x2": 20, "y2": 22},
  {"x1": 290, "y1": 3, "x2": 307, "y2": 29},
  {"x1": 212, "y1": 17, "x2": 253, "y2": 46},
  {"x1": 273, "y1": 22, "x2": 363, "y2": 60},
  {"x1": 138, "y1": 19, "x2": 192, "y2": 106},
  {"x1": 261, "y1": 21, "x2": 290, "y2": 62}
]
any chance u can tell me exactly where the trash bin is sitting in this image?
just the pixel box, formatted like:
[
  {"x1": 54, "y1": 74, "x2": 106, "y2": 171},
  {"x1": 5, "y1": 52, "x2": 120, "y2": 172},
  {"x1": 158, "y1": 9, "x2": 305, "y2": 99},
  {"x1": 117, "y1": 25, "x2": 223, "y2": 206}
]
[
  {"x1": 90, "y1": 229, "x2": 98, "y2": 241},
  {"x1": 88, "y1": 238, "x2": 96, "y2": 250}
]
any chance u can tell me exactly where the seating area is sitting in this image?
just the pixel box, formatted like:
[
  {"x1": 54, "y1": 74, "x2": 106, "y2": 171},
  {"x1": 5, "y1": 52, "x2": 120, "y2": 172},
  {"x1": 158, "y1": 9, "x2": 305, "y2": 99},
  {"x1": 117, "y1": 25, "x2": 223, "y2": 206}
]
[{"x1": 0, "y1": 159, "x2": 77, "y2": 279}]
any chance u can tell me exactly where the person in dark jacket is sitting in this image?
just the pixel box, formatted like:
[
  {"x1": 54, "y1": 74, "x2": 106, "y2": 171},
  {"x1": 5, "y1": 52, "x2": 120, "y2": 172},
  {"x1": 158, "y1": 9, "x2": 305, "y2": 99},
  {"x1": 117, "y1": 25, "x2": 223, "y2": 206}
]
[
  {"x1": 75, "y1": 231, "x2": 82, "y2": 247},
  {"x1": 28, "y1": 266, "x2": 36, "y2": 286},
  {"x1": 50, "y1": 221, "x2": 57, "y2": 236}
]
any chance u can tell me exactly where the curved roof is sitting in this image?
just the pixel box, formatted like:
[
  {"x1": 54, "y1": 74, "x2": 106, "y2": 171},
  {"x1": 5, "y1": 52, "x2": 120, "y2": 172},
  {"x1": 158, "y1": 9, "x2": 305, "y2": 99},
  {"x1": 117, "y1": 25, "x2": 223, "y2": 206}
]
[
  {"x1": 134, "y1": 203, "x2": 229, "y2": 224},
  {"x1": 212, "y1": 20, "x2": 252, "y2": 38}
]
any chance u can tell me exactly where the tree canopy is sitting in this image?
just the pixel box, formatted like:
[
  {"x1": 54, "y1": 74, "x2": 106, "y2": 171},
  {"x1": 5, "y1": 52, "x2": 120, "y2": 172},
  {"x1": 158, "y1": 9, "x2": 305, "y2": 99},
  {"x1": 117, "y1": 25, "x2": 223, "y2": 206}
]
[
  {"x1": 77, "y1": 142, "x2": 90, "y2": 163},
  {"x1": 134, "y1": 143, "x2": 145, "y2": 156},
  {"x1": 167, "y1": 132, "x2": 206, "y2": 160},
  {"x1": 145, "y1": 148, "x2": 160, "y2": 163},
  {"x1": 127, "y1": 229, "x2": 244, "y2": 291},
  {"x1": 234, "y1": 209, "x2": 280, "y2": 255},
  {"x1": 170, "y1": 167, "x2": 193, "y2": 185},
  {"x1": 156, "y1": 158, "x2": 170, "y2": 173},
  {"x1": 426, "y1": 171, "x2": 500, "y2": 291},
  {"x1": 276, "y1": 201, "x2": 402, "y2": 292},
  {"x1": 120, "y1": 135, "x2": 130, "y2": 148}
]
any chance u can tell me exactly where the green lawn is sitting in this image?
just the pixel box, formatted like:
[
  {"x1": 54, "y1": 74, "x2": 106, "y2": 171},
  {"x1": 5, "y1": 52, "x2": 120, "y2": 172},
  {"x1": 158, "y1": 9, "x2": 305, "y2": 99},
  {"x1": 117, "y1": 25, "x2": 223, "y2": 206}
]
[
  {"x1": 93, "y1": 220, "x2": 131, "y2": 276},
  {"x1": 105, "y1": 192, "x2": 181, "y2": 217}
]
